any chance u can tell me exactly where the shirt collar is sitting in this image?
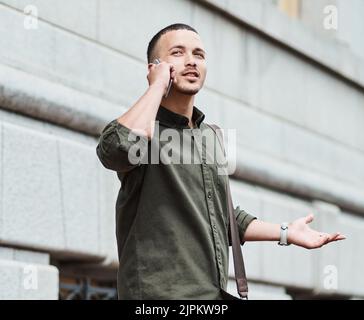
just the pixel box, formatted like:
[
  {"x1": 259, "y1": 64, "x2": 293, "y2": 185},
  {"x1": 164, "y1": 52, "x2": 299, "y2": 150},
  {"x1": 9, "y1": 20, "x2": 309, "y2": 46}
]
[{"x1": 156, "y1": 105, "x2": 205, "y2": 129}]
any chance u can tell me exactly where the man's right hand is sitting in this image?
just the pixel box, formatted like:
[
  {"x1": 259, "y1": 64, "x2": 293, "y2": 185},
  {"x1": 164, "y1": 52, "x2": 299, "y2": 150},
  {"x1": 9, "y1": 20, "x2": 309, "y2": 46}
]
[{"x1": 147, "y1": 60, "x2": 176, "y2": 93}]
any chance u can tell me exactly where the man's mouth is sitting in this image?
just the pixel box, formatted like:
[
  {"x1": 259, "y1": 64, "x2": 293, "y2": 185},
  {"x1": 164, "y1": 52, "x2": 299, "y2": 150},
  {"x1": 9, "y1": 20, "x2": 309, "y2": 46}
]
[
  {"x1": 182, "y1": 70, "x2": 199, "y2": 78},
  {"x1": 183, "y1": 72, "x2": 199, "y2": 79}
]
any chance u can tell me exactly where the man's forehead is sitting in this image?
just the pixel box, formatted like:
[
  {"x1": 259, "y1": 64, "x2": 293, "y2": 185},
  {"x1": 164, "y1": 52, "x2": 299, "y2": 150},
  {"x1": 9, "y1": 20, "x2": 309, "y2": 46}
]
[{"x1": 159, "y1": 29, "x2": 205, "y2": 51}]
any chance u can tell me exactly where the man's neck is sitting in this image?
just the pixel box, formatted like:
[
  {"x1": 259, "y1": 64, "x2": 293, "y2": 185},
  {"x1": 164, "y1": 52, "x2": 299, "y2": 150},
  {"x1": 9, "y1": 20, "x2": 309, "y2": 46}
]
[{"x1": 160, "y1": 94, "x2": 195, "y2": 128}]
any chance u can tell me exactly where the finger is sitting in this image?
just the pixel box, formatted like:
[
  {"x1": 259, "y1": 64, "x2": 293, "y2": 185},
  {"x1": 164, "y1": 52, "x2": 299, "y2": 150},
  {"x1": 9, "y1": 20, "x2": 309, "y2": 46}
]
[
  {"x1": 316, "y1": 236, "x2": 329, "y2": 248},
  {"x1": 171, "y1": 68, "x2": 178, "y2": 84},
  {"x1": 319, "y1": 232, "x2": 331, "y2": 242},
  {"x1": 305, "y1": 214, "x2": 314, "y2": 224},
  {"x1": 332, "y1": 232, "x2": 346, "y2": 239},
  {"x1": 327, "y1": 234, "x2": 338, "y2": 242},
  {"x1": 333, "y1": 233, "x2": 346, "y2": 241},
  {"x1": 334, "y1": 235, "x2": 346, "y2": 241},
  {"x1": 326, "y1": 232, "x2": 345, "y2": 243},
  {"x1": 148, "y1": 63, "x2": 156, "y2": 72},
  {"x1": 324, "y1": 235, "x2": 346, "y2": 246}
]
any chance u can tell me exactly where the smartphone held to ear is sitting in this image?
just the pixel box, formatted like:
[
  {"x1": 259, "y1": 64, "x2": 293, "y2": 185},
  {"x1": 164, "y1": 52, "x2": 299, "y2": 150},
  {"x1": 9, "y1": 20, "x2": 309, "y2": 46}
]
[{"x1": 153, "y1": 58, "x2": 173, "y2": 98}]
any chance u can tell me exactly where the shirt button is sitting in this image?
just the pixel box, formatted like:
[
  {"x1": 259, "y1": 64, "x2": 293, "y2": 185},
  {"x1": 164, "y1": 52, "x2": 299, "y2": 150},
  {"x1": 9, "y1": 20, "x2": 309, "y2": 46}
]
[{"x1": 207, "y1": 192, "x2": 212, "y2": 199}]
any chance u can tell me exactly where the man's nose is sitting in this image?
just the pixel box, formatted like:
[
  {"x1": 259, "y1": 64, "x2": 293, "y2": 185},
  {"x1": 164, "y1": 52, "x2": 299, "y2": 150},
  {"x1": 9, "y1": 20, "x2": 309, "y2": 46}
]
[{"x1": 185, "y1": 53, "x2": 197, "y2": 67}]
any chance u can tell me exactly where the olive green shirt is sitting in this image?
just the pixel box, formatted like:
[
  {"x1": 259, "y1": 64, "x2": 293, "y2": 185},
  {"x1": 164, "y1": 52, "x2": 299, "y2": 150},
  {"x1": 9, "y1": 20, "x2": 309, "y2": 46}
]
[{"x1": 96, "y1": 105, "x2": 256, "y2": 300}]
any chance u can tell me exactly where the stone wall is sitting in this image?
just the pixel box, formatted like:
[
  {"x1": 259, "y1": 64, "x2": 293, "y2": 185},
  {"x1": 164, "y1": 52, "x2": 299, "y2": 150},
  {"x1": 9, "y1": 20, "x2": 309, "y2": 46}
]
[{"x1": 0, "y1": 0, "x2": 363, "y2": 299}]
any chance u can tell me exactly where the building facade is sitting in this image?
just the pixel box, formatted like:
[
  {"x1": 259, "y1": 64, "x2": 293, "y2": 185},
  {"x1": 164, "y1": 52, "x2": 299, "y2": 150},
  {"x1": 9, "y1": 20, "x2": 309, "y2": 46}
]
[{"x1": 0, "y1": 0, "x2": 363, "y2": 299}]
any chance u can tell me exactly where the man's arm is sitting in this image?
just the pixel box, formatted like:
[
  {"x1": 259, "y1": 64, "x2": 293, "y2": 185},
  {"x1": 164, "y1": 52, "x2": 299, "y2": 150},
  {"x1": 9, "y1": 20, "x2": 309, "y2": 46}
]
[
  {"x1": 243, "y1": 214, "x2": 346, "y2": 249},
  {"x1": 117, "y1": 61, "x2": 175, "y2": 139},
  {"x1": 96, "y1": 61, "x2": 175, "y2": 172},
  {"x1": 243, "y1": 220, "x2": 281, "y2": 242},
  {"x1": 116, "y1": 82, "x2": 165, "y2": 139}
]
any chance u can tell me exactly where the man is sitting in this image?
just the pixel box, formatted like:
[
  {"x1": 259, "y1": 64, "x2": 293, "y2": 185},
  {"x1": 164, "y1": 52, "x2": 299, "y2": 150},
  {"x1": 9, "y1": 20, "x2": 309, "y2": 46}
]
[{"x1": 96, "y1": 23, "x2": 346, "y2": 300}]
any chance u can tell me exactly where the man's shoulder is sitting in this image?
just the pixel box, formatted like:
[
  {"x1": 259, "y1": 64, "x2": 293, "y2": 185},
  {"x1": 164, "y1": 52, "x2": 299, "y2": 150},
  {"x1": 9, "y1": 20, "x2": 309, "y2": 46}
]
[{"x1": 201, "y1": 122, "x2": 220, "y2": 132}]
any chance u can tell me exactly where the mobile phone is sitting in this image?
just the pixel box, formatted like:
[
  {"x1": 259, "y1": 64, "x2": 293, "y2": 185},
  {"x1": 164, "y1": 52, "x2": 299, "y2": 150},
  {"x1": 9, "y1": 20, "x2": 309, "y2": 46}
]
[{"x1": 153, "y1": 58, "x2": 173, "y2": 98}]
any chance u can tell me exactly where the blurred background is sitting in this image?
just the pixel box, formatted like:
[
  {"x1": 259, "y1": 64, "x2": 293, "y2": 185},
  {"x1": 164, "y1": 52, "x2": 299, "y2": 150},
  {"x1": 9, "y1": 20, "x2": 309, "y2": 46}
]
[{"x1": 0, "y1": 0, "x2": 363, "y2": 300}]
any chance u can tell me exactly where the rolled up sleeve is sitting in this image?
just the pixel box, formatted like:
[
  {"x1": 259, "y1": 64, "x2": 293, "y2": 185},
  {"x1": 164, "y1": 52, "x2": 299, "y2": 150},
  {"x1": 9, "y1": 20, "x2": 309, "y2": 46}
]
[
  {"x1": 96, "y1": 119, "x2": 148, "y2": 173},
  {"x1": 228, "y1": 206, "x2": 257, "y2": 246}
]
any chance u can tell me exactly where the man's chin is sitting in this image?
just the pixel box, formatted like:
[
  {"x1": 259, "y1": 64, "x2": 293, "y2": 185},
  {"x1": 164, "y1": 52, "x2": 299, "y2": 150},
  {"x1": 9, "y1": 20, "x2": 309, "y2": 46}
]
[{"x1": 175, "y1": 86, "x2": 201, "y2": 96}]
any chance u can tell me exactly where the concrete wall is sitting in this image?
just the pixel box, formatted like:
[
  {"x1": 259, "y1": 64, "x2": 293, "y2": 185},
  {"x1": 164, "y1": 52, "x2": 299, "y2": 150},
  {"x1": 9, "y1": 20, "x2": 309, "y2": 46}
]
[
  {"x1": 300, "y1": 0, "x2": 364, "y2": 60},
  {"x1": 0, "y1": 247, "x2": 58, "y2": 299},
  {"x1": 0, "y1": 0, "x2": 363, "y2": 299}
]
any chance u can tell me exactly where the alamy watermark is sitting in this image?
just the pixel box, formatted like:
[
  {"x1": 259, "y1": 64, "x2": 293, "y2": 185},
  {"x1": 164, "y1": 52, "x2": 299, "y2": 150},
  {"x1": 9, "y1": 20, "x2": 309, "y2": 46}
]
[
  {"x1": 323, "y1": 5, "x2": 338, "y2": 30},
  {"x1": 323, "y1": 264, "x2": 338, "y2": 291},
  {"x1": 125, "y1": 121, "x2": 237, "y2": 175},
  {"x1": 23, "y1": 264, "x2": 38, "y2": 290},
  {"x1": 24, "y1": 5, "x2": 38, "y2": 30}
]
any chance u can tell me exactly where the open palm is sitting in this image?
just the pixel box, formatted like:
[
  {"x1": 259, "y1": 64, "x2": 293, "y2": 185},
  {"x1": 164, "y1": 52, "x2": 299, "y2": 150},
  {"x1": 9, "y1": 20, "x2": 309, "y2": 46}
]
[{"x1": 287, "y1": 214, "x2": 346, "y2": 249}]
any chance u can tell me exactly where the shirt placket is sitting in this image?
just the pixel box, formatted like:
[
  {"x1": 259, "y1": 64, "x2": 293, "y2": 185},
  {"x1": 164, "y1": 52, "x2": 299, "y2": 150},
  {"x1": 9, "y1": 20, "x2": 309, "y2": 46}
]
[{"x1": 192, "y1": 128, "x2": 225, "y2": 288}]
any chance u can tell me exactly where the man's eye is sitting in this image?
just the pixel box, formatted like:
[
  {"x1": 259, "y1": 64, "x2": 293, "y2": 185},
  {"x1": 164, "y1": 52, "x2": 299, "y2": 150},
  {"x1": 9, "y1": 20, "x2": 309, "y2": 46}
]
[{"x1": 172, "y1": 51, "x2": 182, "y2": 55}]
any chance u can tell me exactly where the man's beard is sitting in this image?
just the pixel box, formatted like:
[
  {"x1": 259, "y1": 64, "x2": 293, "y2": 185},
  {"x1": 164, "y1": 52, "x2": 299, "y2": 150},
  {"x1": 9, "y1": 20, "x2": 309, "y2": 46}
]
[{"x1": 174, "y1": 83, "x2": 200, "y2": 95}]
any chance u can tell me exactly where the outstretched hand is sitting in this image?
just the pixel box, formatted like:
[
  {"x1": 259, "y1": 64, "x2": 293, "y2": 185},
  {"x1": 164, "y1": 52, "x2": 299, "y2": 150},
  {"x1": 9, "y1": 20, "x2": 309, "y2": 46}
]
[{"x1": 287, "y1": 214, "x2": 346, "y2": 249}]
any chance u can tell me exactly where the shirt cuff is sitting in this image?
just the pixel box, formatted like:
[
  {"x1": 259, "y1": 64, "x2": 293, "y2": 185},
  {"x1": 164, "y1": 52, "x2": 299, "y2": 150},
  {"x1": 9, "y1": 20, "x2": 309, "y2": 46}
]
[
  {"x1": 235, "y1": 206, "x2": 257, "y2": 245},
  {"x1": 103, "y1": 119, "x2": 148, "y2": 151},
  {"x1": 96, "y1": 119, "x2": 149, "y2": 172}
]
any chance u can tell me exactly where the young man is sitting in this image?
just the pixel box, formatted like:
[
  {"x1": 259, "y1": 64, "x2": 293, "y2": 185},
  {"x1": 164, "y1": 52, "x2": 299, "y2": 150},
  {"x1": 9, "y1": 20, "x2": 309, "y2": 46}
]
[{"x1": 96, "y1": 23, "x2": 346, "y2": 300}]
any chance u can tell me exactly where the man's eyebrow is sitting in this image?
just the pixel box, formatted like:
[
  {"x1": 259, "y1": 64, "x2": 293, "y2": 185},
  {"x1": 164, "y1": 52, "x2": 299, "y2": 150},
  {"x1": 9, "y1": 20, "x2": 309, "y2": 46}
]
[{"x1": 168, "y1": 45, "x2": 206, "y2": 54}]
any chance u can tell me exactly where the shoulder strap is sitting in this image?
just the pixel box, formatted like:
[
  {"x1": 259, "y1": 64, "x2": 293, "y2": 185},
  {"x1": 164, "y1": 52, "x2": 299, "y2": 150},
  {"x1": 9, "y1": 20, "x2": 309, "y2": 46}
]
[{"x1": 207, "y1": 123, "x2": 249, "y2": 300}]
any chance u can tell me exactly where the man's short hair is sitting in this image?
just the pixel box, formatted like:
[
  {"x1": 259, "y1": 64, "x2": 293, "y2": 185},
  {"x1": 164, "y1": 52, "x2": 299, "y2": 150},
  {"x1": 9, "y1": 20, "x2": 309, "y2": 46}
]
[{"x1": 147, "y1": 23, "x2": 198, "y2": 63}]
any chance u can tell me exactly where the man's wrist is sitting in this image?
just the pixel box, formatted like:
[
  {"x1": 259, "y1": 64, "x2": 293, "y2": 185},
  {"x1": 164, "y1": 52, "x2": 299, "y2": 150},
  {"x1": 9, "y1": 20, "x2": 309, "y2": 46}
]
[{"x1": 149, "y1": 82, "x2": 167, "y2": 94}]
